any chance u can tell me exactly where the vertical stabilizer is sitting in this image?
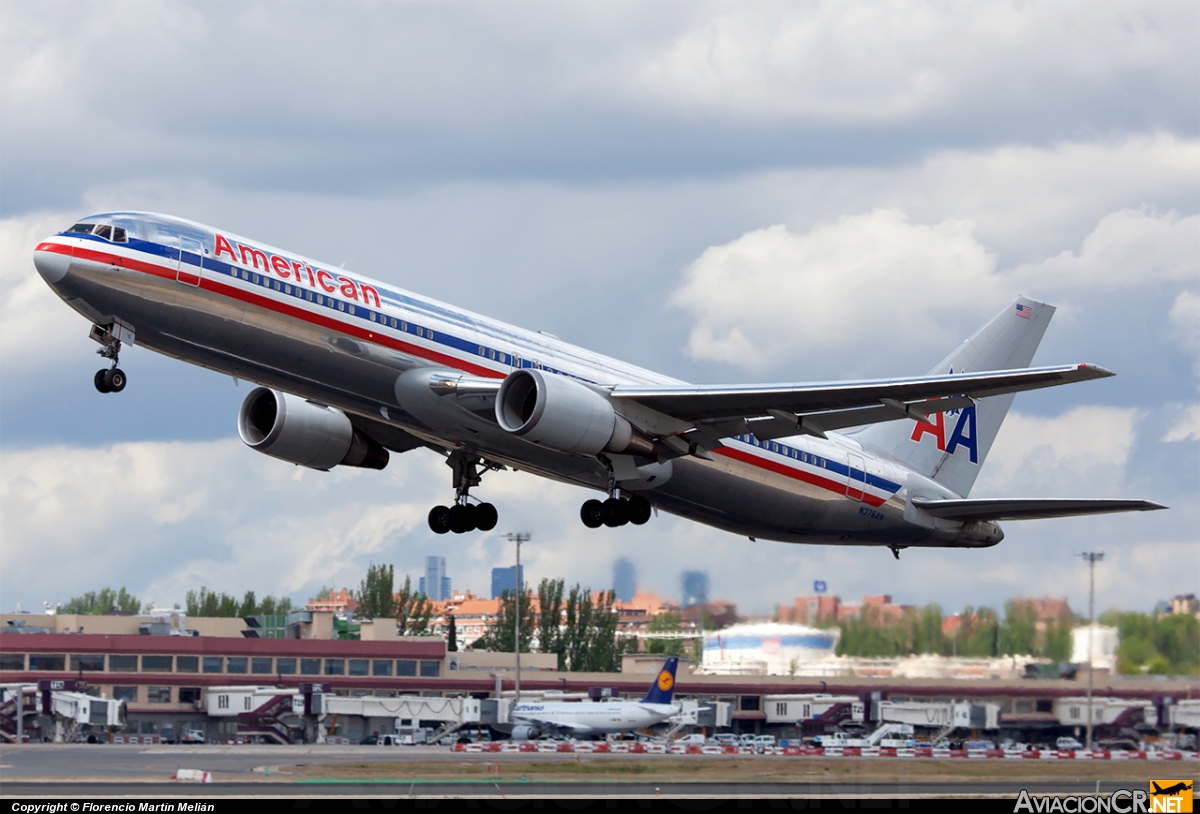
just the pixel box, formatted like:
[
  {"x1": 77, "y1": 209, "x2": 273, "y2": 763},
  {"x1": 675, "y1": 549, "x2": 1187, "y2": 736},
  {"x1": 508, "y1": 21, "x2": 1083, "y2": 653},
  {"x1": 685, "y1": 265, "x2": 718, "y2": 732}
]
[
  {"x1": 641, "y1": 657, "x2": 679, "y2": 704},
  {"x1": 857, "y1": 296, "x2": 1055, "y2": 497}
]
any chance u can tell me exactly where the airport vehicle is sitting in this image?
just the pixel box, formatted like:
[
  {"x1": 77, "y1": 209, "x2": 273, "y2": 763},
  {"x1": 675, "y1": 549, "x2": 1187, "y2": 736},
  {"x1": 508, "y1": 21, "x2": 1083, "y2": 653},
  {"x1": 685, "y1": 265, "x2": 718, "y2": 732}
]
[
  {"x1": 179, "y1": 729, "x2": 206, "y2": 744},
  {"x1": 1056, "y1": 736, "x2": 1085, "y2": 750},
  {"x1": 813, "y1": 723, "x2": 915, "y2": 749},
  {"x1": 505, "y1": 657, "x2": 680, "y2": 738},
  {"x1": 32, "y1": 214, "x2": 1165, "y2": 554}
]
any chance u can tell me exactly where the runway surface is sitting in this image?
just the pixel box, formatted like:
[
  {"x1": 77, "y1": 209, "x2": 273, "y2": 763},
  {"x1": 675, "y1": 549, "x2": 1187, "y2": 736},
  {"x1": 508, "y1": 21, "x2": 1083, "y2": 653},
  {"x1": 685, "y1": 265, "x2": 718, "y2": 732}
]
[{"x1": 0, "y1": 744, "x2": 1169, "y2": 799}]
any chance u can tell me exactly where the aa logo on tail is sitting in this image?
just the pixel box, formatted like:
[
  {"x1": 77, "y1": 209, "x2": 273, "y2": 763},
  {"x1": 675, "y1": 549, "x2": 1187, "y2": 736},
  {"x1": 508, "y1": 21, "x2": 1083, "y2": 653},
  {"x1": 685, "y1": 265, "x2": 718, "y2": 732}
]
[
  {"x1": 910, "y1": 368, "x2": 978, "y2": 463},
  {"x1": 657, "y1": 670, "x2": 674, "y2": 692}
]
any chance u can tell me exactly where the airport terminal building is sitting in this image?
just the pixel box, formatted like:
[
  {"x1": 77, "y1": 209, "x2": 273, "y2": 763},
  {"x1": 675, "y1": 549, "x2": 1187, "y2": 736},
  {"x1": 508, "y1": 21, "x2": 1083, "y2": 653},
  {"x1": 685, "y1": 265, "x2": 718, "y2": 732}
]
[{"x1": 1, "y1": 611, "x2": 1196, "y2": 746}]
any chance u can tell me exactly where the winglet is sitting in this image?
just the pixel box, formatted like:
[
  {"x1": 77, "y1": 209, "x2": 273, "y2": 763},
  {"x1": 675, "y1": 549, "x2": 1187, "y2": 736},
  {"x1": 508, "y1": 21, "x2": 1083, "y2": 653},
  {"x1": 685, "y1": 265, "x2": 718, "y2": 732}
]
[{"x1": 641, "y1": 657, "x2": 679, "y2": 704}]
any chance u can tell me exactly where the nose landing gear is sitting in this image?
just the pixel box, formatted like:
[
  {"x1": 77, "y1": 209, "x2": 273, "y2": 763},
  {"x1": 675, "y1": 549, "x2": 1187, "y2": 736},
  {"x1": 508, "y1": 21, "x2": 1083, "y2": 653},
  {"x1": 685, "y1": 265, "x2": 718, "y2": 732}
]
[
  {"x1": 91, "y1": 325, "x2": 127, "y2": 394},
  {"x1": 428, "y1": 450, "x2": 501, "y2": 535}
]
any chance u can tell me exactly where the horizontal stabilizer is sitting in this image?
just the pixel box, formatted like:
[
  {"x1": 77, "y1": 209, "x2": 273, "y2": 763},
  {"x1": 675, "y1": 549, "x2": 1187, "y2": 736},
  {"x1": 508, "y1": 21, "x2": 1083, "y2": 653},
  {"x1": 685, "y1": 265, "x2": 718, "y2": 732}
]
[{"x1": 910, "y1": 497, "x2": 1167, "y2": 522}]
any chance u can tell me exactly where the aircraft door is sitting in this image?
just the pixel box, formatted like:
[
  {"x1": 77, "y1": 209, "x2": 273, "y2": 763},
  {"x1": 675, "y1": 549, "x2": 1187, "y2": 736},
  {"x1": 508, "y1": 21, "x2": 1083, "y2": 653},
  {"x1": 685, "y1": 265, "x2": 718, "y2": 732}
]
[
  {"x1": 176, "y1": 236, "x2": 205, "y2": 287},
  {"x1": 847, "y1": 453, "x2": 866, "y2": 501}
]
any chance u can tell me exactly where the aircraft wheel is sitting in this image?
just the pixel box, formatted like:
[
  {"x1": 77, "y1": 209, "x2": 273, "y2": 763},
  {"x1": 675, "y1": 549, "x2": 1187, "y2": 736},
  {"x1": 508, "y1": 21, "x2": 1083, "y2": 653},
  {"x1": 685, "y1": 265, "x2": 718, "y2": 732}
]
[
  {"x1": 428, "y1": 505, "x2": 452, "y2": 534},
  {"x1": 601, "y1": 497, "x2": 628, "y2": 528},
  {"x1": 104, "y1": 368, "x2": 127, "y2": 392},
  {"x1": 475, "y1": 502, "x2": 498, "y2": 532},
  {"x1": 448, "y1": 503, "x2": 476, "y2": 534},
  {"x1": 627, "y1": 495, "x2": 652, "y2": 525},
  {"x1": 94, "y1": 369, "x2": 111, "y2": 393},
  {"x1": 580, "y1": 499, "x2": 604, "y2": 529}
]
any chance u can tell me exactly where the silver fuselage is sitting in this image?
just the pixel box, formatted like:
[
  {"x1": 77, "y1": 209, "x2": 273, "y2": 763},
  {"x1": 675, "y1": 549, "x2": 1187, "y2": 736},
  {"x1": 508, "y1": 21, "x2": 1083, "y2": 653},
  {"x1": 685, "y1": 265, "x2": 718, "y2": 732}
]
[{"x1": 33, "y1": 212, "x2": 1000, "y2": 549}]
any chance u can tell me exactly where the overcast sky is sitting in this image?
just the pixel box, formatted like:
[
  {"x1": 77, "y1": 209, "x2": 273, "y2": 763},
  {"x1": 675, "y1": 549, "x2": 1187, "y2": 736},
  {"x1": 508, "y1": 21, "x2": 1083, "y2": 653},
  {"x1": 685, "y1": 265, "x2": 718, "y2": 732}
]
[{"x1": 1, "y1": 1, "x2": 1196, "y2": 619}]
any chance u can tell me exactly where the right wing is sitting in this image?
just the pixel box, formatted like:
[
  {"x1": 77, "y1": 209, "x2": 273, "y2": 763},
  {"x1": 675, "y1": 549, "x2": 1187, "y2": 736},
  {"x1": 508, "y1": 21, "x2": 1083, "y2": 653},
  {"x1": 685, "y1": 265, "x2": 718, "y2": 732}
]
[
  {"x1": 910, "y1": 497, "x2": 1167, "y2": 521},
  {"x1": 609, "y1": 363, "x2": 1113, "y2": 450}
]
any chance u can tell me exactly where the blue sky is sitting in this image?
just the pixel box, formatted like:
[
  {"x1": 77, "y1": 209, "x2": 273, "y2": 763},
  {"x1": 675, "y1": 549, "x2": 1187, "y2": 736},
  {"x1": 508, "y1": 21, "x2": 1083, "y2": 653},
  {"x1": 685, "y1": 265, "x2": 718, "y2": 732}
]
[{"x1": 1, "y1": 1, "x2": 1196, "y2": 618}]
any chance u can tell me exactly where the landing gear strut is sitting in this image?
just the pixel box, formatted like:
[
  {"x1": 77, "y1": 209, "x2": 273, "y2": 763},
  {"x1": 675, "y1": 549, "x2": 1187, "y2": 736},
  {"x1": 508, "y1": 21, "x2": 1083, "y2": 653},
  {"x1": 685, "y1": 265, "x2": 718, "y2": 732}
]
[
  {"x1": 91, "y1": 325, "x2": 126, "y2": 394},
  {"x1": 889, "y1": 546, "x2": 903, "y2": 560},
  {"x1": 580, "y1": 466, "x2": 652, "y2": 529},
  {"x1": 428, "y1": 451, "x2": 500, "y2": 535}
]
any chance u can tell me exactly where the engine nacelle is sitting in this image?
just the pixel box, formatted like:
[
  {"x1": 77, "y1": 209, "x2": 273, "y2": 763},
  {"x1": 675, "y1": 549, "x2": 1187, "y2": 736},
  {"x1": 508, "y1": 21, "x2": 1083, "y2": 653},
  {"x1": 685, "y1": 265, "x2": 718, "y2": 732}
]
[
  {"x1": 510, "y1": 725, "x2": 542, "y2": 741},
  {"x1": 495, "y1": 369, "x2": 653, "y2": 456},
  {"x1": 237, "y1": 387, "x2": 388, "y2": 471}
]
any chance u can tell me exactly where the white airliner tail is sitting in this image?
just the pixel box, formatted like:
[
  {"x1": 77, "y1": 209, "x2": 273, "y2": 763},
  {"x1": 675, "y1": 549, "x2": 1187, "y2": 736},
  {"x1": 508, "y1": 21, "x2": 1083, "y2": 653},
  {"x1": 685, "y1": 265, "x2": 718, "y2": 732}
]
[{"x1": 857, "y1": 296, "x2": 1055, "y2": 498}]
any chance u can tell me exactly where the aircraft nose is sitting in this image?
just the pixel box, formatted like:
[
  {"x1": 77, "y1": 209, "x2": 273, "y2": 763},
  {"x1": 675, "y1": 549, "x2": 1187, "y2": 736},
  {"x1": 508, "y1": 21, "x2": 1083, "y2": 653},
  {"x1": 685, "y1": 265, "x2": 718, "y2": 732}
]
[{"x1": 34, "y1": 242, "x2": 71, "y2": 285}]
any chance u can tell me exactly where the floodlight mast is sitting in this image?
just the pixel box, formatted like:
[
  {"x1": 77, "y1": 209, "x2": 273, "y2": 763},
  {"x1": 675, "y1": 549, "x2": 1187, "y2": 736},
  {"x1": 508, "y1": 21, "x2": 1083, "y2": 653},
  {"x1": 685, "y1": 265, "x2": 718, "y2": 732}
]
[
  {"x1": 503, "y1": 532, "x2": 530, "y2": 704},
  {"x1": 1080, "y1": 551, "x2": 1104, "y2": 751}
]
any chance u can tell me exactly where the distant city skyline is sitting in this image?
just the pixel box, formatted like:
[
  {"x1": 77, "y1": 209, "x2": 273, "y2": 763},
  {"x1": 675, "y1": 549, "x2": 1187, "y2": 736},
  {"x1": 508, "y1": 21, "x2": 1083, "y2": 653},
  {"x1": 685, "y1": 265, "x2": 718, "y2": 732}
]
[{"x1": 613, "y1": 558, "x2": 636, "y2": 603}]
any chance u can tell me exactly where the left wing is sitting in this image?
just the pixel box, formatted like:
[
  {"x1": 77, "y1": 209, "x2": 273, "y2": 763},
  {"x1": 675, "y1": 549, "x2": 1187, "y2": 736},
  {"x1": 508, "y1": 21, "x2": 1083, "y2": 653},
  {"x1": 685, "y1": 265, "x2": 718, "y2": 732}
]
[{"x1": 911, "y1": 497, "x2": 1167, "y2": 521}]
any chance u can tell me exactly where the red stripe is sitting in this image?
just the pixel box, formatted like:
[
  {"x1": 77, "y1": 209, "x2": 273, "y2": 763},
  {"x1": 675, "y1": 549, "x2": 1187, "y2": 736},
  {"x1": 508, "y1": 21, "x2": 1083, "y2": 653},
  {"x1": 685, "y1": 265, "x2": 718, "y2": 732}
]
[
  {"x1": 44, "y1": 241, "x2": 505, "y2": 380},
  {"x1": 715, "y1": 446, "x2": 887, "y2": 507}
]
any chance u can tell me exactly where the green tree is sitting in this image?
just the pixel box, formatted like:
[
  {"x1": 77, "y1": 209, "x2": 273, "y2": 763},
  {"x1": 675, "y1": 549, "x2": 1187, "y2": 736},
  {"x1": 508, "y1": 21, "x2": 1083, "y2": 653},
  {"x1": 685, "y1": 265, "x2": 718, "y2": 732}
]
[
  {"x1": 1103, "y1": 610, "x2": 1200, "y2": 676},
  {"x1": 185, "y1": 587, "x2": 292, "y2": 617},
  {"x1": 915, "y1": 604, "x2": 947, "y2": 655},
  {"x1": 562, "y1": 585, "x2": 620, "y2": 672},
  {"x1": 645, "y1": 612, "x2": 688, "y2": 658},
  {"x1": 355, "y1": 563, "x2": 396, "y2": 620},
  {"x1": 60, "y1": 587, "x2": 142, "y2": 615},
  {"x1": 1000, "y1": 600, "x2": 1039, "y2": 656},
  {"x1": 536, "y1": 578, "x2": 566, "y2": 665},
  {"x1": 395, "y1": 576, "x2": 434, "y2": 636},
  {"x1": 475, "y1": 584, "x2": 536, "y2": 653}
]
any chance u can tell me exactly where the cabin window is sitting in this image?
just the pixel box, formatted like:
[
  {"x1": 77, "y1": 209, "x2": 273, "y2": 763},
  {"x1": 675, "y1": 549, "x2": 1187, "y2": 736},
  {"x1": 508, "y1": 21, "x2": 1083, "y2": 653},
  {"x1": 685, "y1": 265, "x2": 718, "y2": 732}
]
[
  {"x1": 489, "y1": 349, "x2": 495, "y2": 360},
  {"x1": 417, "y1": 327, "x2": 423, "y2": 338},
  {"x1": 370, "y1": 312, "x2": 377, "y2": 322},
  {"x1": 112, "y1": 227, "x2": 128, "y2": 243},
  {"x1": 479, "y1": 346, "x2": 486, "y2": 356},
  {"x1": 94, "y1": 225, "x2": 113, "y2": 240},
  {"x1": 400, "y1": 321, "x2": 407, "y2": 331},
  {"x1": 348, "y1": 305, "x2": 355, "y2": 315},
  {"x1": 284, "y1": 285, "x2": 291, "y2": 295}
]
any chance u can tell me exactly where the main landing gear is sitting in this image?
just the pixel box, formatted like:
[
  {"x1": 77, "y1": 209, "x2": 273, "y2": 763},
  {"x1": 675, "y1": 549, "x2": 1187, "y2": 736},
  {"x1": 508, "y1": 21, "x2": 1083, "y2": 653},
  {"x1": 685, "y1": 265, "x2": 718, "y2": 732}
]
[
  {"x1": 428, "y1": 451, "x2": 500, "y2": 535},
  {"x1": 91, "y1": 326, "x2": 126, "y2": 394},
  {"x1": 580, "y1": 494, "x2": 652, "y2": 529}
]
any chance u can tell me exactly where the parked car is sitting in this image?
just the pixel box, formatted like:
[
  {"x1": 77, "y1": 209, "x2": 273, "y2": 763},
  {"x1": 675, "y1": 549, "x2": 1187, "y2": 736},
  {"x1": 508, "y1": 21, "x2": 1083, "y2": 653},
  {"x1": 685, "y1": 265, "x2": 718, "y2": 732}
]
[
  {"x1": 179, "y1": 729, "x2": 207, "y2": 744},
  {"x1": 360, "y1": 736, "x2": 378, "y2": 745},
  {"x1": 752, "y1": 735, "x2": 776, "y2": 748},
  {"x1": 715, "y1": 733, "x2": 738, "y2": 747},
  {"x1": 1056, "y1": 737, "x2": 1085, "y2": 751},
  {"x1": 674, "y1": 734, "x2": 706, "y2": 746}
]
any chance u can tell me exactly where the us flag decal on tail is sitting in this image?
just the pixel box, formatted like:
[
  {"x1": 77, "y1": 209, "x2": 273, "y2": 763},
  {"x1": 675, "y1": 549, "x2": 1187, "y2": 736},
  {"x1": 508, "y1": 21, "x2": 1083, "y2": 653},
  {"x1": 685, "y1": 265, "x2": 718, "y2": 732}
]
[{"x1": 1015, "y1": 303, "x2": 1032, "y2": 319}]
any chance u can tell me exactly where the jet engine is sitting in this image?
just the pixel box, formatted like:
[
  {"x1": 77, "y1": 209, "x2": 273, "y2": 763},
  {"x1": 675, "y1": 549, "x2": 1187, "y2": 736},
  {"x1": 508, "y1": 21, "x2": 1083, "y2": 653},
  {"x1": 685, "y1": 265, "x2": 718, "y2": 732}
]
[
  {"x1": 237, "y1": 387, "x2": 389, "y2": 471},
  {"x1": 495, "y1": 369, "x2": 653, "y2": 457},
  {"x1": 510, "y1": 725, "x2": 542, "y2": 741}
]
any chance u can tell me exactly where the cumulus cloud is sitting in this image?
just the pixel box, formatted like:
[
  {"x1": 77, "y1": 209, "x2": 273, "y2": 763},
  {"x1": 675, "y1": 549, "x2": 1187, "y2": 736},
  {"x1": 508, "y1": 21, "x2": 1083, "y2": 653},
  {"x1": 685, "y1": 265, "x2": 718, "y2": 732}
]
[
  {"x1": 633, "y1": 3, "x2": 1197, "y2": 124},
  {"x1": 671, "y1": 203, "x2": 1199, "y2": 373},
  {"x1": 669, "y1": 210, "x2": 999, "y2": 372},
  {"x1": 972, "y1": 407, "x2": 1140, "y2": 498},
  {"x1": 1163, "y1": 405, "x2": 1200, "y2": 443},
  {"x1": 0, "y1": 211, "x2": 89, "y2": 374},
  {"x1": 1007, "y1": 208, "x2": 1199, "y2": 290}
]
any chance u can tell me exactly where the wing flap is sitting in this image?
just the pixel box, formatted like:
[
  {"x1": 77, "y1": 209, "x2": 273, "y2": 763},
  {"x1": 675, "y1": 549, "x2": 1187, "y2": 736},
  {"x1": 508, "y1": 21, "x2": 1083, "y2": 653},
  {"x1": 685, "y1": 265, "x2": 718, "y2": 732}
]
[{"x1": 911, "y1": 497, "x2": 1167, "y2": 521}]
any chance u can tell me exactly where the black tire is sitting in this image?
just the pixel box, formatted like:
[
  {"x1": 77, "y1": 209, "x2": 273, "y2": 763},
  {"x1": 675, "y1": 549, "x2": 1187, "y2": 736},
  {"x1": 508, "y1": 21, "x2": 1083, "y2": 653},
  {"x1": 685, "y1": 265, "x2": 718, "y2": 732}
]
[
  {"x1": 104, "y1": 368, "x2": 127, "y2": 392},
  {"x1": 602, "y1": 497, "x2": 628, "y2": 527},
  {"x1": 428, "y1": 505, "x2": 452, "y2": 534},
  {"x1": 448, "y1": 503, "x2": 476, "y2": 534},
  {"x1": 627, "y1": 495, "x2": 652, "y2": 525},
  {"x1": 94, "y1": 369, "x2": 111, "y2": 393},
  {"x1": 475, "y1": 502, "x2": 498, "y2": 531},
  {"x1": 580, "y1": 499, "x2": 604, "y2": 529}
]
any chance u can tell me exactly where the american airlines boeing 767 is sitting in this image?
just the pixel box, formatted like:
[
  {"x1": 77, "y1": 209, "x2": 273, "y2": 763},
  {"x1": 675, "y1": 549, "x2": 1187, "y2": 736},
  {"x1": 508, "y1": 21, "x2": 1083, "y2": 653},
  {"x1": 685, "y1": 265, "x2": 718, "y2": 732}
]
[{"x1": 33, "y1": 212, "x2": 1163, "y2": 556}]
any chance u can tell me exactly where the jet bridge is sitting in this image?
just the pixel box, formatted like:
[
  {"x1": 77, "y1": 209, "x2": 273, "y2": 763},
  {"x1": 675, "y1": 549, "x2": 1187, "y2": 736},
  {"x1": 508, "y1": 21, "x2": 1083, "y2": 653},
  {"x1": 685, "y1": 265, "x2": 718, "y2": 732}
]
[{"x1": 1, "y1": 682, "x2": 124, "y2": 742}]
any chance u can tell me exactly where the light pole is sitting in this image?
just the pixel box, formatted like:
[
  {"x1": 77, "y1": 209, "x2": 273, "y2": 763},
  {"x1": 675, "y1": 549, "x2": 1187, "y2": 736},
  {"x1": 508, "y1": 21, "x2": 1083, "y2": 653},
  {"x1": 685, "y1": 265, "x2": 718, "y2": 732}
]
[
  {"x1": 503, "y1": 532, "x2": 530, "y2": 703},
  {"x1": 1080, "y1": 551, "x2": 1104, "y2": 751}
]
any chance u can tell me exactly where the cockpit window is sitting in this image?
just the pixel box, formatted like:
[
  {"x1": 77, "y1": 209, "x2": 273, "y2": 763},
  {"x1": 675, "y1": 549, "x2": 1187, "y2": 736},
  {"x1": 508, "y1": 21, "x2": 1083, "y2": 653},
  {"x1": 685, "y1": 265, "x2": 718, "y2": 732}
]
[
  {"x1": 68, "y1": 223, "x2": 96, "y2": 234},
  {"x1": 112, "y1": 227, "x2": 128, "y2": 243},
  {"x1": 94, "y1": 225, "x2": 113, "y2": 240}
]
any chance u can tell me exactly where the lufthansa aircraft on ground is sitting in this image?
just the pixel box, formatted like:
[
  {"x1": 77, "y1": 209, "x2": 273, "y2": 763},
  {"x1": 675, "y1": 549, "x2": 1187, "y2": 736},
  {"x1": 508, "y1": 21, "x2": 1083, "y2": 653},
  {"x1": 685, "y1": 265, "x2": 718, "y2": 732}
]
[
  {"x1": 506, "y1": 657, "x2": 682, "y2": 739},
  {"x1": 33, "y1": 213, "x2": 1164, "y2": 556}
]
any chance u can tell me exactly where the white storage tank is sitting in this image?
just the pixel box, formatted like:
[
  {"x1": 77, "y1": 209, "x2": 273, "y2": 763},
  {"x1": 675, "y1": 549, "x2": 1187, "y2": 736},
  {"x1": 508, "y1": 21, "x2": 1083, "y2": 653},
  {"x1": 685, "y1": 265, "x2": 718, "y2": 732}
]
[{"x1": 702, "y1": 623, "x2": 839, "y2": 675}]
